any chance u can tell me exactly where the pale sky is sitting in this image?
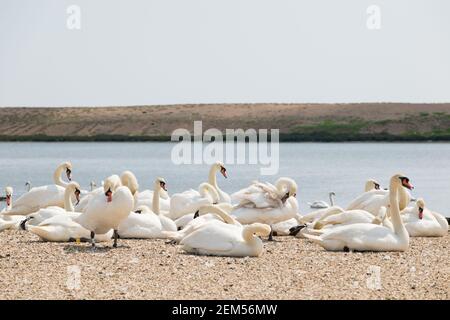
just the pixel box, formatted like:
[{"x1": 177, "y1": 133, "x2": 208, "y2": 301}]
[{"x1": 1, "y1": 0, "x2": 449, "y2": 107}]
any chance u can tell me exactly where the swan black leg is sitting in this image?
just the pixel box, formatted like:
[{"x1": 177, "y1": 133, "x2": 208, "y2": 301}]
[
  {"x1": 268, "y1": 226, "x2": 274, "y2": 241},
  {"x1": 113, "y1": 229, "x2": 118, "y2": 248},
  {"x1": 90, "y1": 231, "x2": 96, "y2": 248}
]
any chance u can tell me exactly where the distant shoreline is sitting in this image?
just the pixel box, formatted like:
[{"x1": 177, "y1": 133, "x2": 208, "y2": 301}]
[{"x1": 1, "y1": 103, "x2": 449, "y2": 142}]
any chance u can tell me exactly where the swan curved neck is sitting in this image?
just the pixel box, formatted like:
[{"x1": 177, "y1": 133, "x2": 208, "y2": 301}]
[
  {"x1": 208, "y1": 166, "x2": 219, "y2": 189},
  {"x1": 53, "y1": 164, "x2": 68, "y2": 188},
  {"x1": 64, "y1": 187, "x2": 74, "y2": 212},
  {"x1": 389, "y1": 180, "x2": 407, "y2": 237},
  {"x1": 199, "y1": 183, "x2": 219, "y2": 203},
  {"x1": 201, "y1": 206, "x2": 236, "y2": 224},
  {"x1": 242, "y1": 225, "x2": 261, "y2": 242}
]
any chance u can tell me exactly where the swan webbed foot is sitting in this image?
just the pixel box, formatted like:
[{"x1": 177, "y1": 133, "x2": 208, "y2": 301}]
[
  {"x1": 19, "y1": 217, "x2": 32, "y2": 231},
  {"x1": 112, "y1": 229, "x2": 119, "y2": 248},
  {"x1": 268, "y1": 227, "x2": 274, "y2": 241},
  {"x1": 193, "y1": 211, "x2": 199, "y2": 219}
]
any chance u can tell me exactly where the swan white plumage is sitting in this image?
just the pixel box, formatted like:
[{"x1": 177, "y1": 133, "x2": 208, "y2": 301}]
[
  {"x1": 0, "y1": 186, "x2": 24, "y2": 231},
  {"x1": 125, "y1": 171, "x2": 171, "y2": 211},
  {"x1": 365, "y1": 179, "x2": 382, "y2": 192},
  {"x1": 117, "y1": 205, "x2": 176, "y2": 239},
  {"x1": 271, "y1": 213, "x2": 304, "y2": 236},
  {"x1": 166, "y1": 182, "x2": 219, "y2": 220},
  {"x1": 21, "y1": 182, "x2": 81, "y2": 228},
  {"x1": 164, "y1": 204, "x2": 239, "y2": 243},
  {"x1": 2, "y1": 162, "x2": 73, "y2": 216},
  {"x1": 346, "y1": 177, "x2": 411, "y2": 216},
  {"x1": 180, "y1": 222, "x2": 271, "y2": 257},
  {"x1": 303, "y1": 173, "x2": 412, "y2": 252},
  {"x1": 402, "y1": 199, "x2": 448, "y2": 237},
  {"x1": 312, "y1": 207, "x2": 393, "y2": 230},
  {"x1": 308, "y1": 192, "x2": 335, "y2": 209},
  {"x1": 231, "y1": 196, "x2": 298, "y2": 240},
  {"x1": 74, "y1": 175, "x2": 134, "y2": 248},
  {"x1": 232, "y1": 177, "x2": 297, "y2": 209},
  {"x1": 75, "y1": 175, "x2": 122, "y2": 213},
  {"x1": 208, "y1": 161, "x2": 230, "y2": 203}
]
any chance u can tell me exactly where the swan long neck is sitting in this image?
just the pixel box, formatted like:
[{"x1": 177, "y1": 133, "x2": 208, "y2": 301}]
[
  {"x1": 200, "y1": 206, "x2": 237, "y2": 225},
  {"x1": 398, "y1": 187, "x2": 410, "y2": 211},
  {"x1": 208, "y1": 165, "x2": 219, "y2": 189},
  {"x1": 53, "y1": 164, "x2": 68, "y2": 188},
  {"x1": 329, "y1": 193, "x2": 335, "y2": 206},
  {"x1": 389, "y1": 179, "x2": 407, "y2": 237},
  {"x1": 152, "y1": 184, "x2": 160, "y2": 215},
  {"x1": 199, "y1": 183, "x2": 219, "y2": 203},
  {"x1": 431, "y1": 212, "x2": 449, "y2": 230},
  {"x1": 64, "y1": 187, "x2": 75, "y2": 212}
]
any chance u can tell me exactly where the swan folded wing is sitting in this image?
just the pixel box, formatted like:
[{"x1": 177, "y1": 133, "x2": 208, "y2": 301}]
[{"x1": 180, "y1": 224, "x2": 239, "y2": 253}]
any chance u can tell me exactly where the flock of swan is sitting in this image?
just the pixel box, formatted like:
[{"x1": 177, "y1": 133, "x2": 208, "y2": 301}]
[{"x1": 0, "y1": 161, "x2": 448, "y2": 257}]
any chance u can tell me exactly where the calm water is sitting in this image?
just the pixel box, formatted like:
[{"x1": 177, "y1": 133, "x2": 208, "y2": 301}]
[{"x1": 0, "y1": 142, "x2": 449, "y2": 217}]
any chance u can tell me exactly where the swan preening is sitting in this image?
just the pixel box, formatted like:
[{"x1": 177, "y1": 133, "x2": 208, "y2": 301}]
[{"x1": 1, "y1": 161, "x2": 448, "y2": 258}]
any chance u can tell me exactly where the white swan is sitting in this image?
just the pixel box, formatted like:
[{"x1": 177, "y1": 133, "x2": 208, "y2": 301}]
[
  {"x1": 303, "y1": 173, "x2": 412, "y2": 252},
  {"x1": 75, "y1": 175, "x2": 122, "y2": 213},
  {"x1": 402, "y1": 199, "x2": 448, "y2": 237},
  {"x1": 117, "y1": 205, "x2": 176, "y2": 239},
  {"x1": 131, "y1": 171, "x2": 171, "y2": 212},
  {"x1": 164, "y1": 204, "x2": 239, "y2": 243},
  {"x1": 21, "y1": 182, "x2": 81, "y2": 229},
  {"x1": 74, "y1": 175, "x2": 134, "y2": 248},
  {"x1": 208, "y1": 161, "x2": 231, "y2": 203},
  {"x1": 0, "y1": 187, "x2": 25, "y2": 231},
  {"x1": 232, "y1": 177, "x2": 297, "y2": 209},
  {"x1": 365, "y1": 179, "x2": 382, "y2": 192},
  {"x1": 312, "y1": 207, "x2": 393, "y2": 230},
  {"x1": 167, "y1": 183, "x2": 219, "y2": 220},
  {"x1": 180, "y1": 221, "x2": 271, "y2": 257},
  {"x1": 308, "y1": 192, "x2": 335, "y2": 209},
  {"x1": 231, "y1": 196, "x2": 299, "y2": 240},
  {"x1": 346, "y1": 176, "x2": 411, "y2": 216},
  {"x1": 3, "y1": 162, "x2": 73, "y2": 216}
]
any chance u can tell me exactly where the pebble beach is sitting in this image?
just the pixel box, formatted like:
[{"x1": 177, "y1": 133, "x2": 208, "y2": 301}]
[{"x1": 0, "y1": 230, "x2": 448, "y2": 300}]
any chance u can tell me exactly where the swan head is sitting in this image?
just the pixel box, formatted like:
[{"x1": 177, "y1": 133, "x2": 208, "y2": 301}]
[
  {"x1": 134, "y1": 205, "x2": 152, "y2": 214},
  {"x1": 276, "y1": 177, "x2": 298, "y2": 201},
  {"x1": 4, "y1": 186, "x2": 13, "y2": 206},
  {"x1": 121, "y1": 171, "x2": 139, "y2": 195},
  {"x1": 214, "y1": 161, "x2": 228, "y2": 178},
  {"x1": 103, "y1": 175, "x2": 122, "y2": 202},
  {"x1": 365, "y1": 179, "x2": 381, "y2": 192},
  {"x1": 62, "y1": 161, "x2": 73, "y2": 181},
  {"x1": 67, "y1": 182, "x2": 81, "y2": 205},
  {"x1": 246, "y1": 223, "x2": 271, "y2": 237},
  {"x1": 392, "y1": 174, "x2": 414, "y2": 190},
  {"x1": 416, "y1": 198, "x2": 425, "y2": 219},
  {"x1": 155, "y1": 177, "x2": 167, "y2": 191}
]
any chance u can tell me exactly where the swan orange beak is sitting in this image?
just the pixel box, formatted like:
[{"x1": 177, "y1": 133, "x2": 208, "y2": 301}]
[
  {"x1": 401, "y1": 178, "x2": 413, "y2": 190},
  {"x1": 160, "y1": 181, "x2": 167, "y2": 191}
]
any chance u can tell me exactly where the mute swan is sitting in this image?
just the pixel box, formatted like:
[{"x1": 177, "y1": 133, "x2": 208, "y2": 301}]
[
  {"x1": 74, "y1": 175, "x2": 134, "y2": 248},
  {"x1": 0, "y1": 187, "x2": 25, "y2": 231},
  {"x1": 232, "y1": 177, "x2": 297, "y2": 209},
  {"x1": 346, "y1": 177, "x2": 411, "y2": 216},
  {"x1": 164, "y1": 204, "x2": 239, "y2": 243},
  {"x1": 180, "y1": 221, "x2": 271, "y2": 257},
  {"x1": 365, "y1": 179, "x2": 382, "y2": 192},
  {"x1": 20, "y1": 182, "x2": 81, "y2": 229},
  {"x1": 231, "y1": 196, "x2": 298, "y2": 240},
  {"x1": 75, "y1": 175, "x2": 122, "y2": 213},
  {"x1": 117, "y1": 205, "x2": 176, "y2": 239},
  {"x1": 167, "y1": 183, "x2": 219, "y2": 220},
  {"x1": 402, "y1": 199, "x2": 448, "y2": 237},
  {"x1": 3, "y1": 162, "x2": 73, "y2": 216},
  {"x1": 312, "y1": 207, "x2": 392, "y2": 230},
  {"x1": 28, "y1": 215, "x2": 113, "y2": 243},
  {"x1": 303, "y1": 174, "x2": 412, "y2": 252},
  {"x1": 308, "y1": 192, "x2": 335, "y2": 209},
  {"x1": 208, "y1": 161, "x2": 231, "y2": 203}
]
